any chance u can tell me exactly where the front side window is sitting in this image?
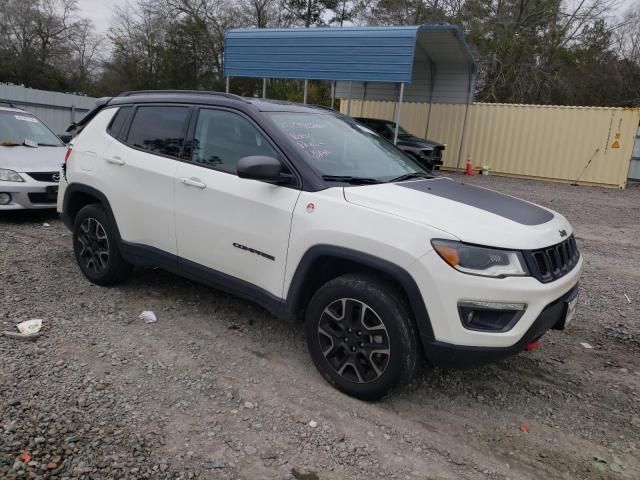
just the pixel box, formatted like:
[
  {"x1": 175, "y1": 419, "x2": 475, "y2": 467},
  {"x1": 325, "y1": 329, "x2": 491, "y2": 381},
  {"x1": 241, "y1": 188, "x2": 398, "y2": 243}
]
[
  {"x1": 192, "y1": 109, "x2": 279, "y2": 174},
  {"x1": 268, "y1": 112, "x2": 425, "y2": 181},
  {"x1": 126, "y1": 106, "x2": 190, "y2": 157},
  {"x1": 0, "y1": 111, "x2": 63, "y2": 146}
]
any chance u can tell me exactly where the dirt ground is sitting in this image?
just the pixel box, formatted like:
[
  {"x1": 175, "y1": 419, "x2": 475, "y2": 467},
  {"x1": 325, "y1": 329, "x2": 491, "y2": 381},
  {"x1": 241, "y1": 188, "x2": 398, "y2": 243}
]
[{"x1": 1, "y1": 173, "x2": 639, "y2": 480}]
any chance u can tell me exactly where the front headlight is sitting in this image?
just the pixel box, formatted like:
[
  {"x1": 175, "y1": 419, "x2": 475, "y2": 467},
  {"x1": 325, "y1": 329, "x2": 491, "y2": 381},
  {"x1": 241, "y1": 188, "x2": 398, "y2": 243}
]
[
  {"x1": 0, "y1": 169, "x2": 24, "y2": 182},
  {"x1": 420, "y1": 149, "x2": 433, "y2": 156},
  {"x1": 432, "y1": 239, "x2": 528, "y2": 278}
]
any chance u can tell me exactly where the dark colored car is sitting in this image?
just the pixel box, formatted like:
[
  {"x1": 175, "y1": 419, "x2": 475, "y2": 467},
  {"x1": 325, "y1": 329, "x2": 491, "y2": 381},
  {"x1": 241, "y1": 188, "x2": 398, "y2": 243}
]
[{"x1": 355, "y1": 117, "x2": 445, "y2": 172}]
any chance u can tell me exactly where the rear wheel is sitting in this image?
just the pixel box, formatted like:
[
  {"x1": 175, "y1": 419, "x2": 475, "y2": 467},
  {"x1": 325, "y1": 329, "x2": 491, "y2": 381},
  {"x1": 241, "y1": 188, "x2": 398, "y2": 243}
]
[
  {"x1": 73, "y1": 204, "x2": 132, "y2": 286},
  {"x1": 305, "y1": 274, "x2": 418, "y2": 400}
]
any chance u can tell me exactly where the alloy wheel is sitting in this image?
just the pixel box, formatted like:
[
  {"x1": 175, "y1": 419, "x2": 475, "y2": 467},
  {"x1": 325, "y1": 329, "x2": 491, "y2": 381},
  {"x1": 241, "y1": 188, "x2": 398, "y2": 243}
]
[
  {"x1": 77, "y1": 217, "x2": 110, "y2": 274},
  {"x1": 317, "y1": 298, "x2": 391, "y2": 384}
]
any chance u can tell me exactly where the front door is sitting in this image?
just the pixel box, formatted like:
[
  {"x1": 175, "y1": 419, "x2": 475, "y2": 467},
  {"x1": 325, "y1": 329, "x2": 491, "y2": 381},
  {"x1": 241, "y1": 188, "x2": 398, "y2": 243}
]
[{"x1": 174, "y1": 108, "x2": 301, "y2": 298}]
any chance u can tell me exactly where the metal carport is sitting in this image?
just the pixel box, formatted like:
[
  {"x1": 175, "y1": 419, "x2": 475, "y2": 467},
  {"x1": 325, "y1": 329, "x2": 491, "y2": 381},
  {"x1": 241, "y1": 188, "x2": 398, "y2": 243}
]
[{"x1": 223, "y1": 25, "x2": 476, "y2": 147}]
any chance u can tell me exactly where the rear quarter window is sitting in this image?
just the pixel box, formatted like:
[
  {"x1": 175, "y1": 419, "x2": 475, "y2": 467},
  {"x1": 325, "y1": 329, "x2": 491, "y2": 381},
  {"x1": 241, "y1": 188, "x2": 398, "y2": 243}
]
[
  {"x1": 107, "y1": 107, "x2": 131, "y2": 139},
  {"x1": 126, "y1": 106, "x2": 190, "y2": 158}
]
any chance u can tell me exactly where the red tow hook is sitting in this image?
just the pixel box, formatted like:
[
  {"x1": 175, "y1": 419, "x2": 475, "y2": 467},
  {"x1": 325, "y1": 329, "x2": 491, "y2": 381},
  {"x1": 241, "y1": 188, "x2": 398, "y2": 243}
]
[{"x1": 525, "y1": 339, "x2": 540, "y2": 352}]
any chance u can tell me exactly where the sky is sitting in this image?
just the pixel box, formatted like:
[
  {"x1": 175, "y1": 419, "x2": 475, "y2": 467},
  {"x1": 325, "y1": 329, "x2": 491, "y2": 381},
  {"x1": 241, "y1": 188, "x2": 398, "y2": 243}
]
[
  {"x1": 77, "y1": 0, "x2": 638, "y2": 36},
  {"x1": 76, "y1": 0, "x2": 126, "y2": 35}
]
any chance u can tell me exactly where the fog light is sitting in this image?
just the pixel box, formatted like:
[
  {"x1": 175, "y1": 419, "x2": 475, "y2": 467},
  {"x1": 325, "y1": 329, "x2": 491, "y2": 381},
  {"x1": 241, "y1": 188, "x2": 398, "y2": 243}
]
[
  {"x1": 458, "y1": 300, "x2": 526, "y2": 332},
  {"x1": 0, "y1": 193, "x2": 11, "y2": 205}
]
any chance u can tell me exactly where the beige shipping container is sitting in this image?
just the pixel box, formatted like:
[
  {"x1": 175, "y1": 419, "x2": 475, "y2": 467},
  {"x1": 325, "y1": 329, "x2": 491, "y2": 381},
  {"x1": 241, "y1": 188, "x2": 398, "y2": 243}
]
[{"x1": 342, "y1": 100, "x2": 640, "y2": 188}]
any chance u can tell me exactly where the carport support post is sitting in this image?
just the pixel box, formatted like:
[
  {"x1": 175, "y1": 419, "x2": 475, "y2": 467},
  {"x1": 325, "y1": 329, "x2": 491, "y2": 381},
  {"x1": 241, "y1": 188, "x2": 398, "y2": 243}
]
[
  {"x1": 347, "y1": 81, "x2": 352, "y2": 116},
  {"x1": 393, "y1": 83, "x2": 405, "y2": 145},
  {"x1": 456, "y1": 66, "x2": 477, "y2": 169},
  {"x1": 330, "y1": 81, "x2": 336, "y2": 110},
  {"x1": 226, "y1": 77, "x2": 230, "y2": 93},
  {"x1": 303, "y1": 80, "x2": 309, "y2": 104},
  {"x1": 263, "y1": 78, "x2": 267, "y2": 98}
]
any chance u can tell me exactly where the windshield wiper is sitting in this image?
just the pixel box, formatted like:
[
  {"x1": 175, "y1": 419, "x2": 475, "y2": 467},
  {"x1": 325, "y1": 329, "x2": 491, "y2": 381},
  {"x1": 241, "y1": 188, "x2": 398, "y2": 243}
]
[
  {"x1": 321, "y1": 175, "x2": 381, "y2": 185},
  {"x1": 0, "y1": 140, "x2": 20, "y2": 147},
  {"x1": 38, "y1": 143, "x2": 62, "y2": 147},
  {"x1": 389, "y1": 172, "x2": 433, "y2": 182}
]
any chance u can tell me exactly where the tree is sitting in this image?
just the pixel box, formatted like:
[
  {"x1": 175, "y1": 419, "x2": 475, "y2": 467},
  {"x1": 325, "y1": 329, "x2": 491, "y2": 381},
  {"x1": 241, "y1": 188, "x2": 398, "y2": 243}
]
[
  {"x1": 0, "y1": 0, "x2": 91, "y2": 91},
  {"x1": 282, "y1": 0, "x2": 339, "y2": 27},
  {"x1": 66, "y1": 18, "x2": 103, "y2": 93}
]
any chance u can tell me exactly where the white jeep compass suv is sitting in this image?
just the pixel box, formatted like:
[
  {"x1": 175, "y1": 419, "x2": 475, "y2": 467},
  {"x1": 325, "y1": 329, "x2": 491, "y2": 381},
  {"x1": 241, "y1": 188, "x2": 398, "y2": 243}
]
[{"x1": 58, "y1": 91, "x2": 582, "y2": 400}]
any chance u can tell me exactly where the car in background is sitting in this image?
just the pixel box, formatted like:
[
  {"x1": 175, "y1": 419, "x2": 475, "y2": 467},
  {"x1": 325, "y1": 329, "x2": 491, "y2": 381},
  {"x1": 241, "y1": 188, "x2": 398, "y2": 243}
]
[
  {"x1": 354, "y1": 117, "x2": 445, "y2": 172},
  {"x1": 0, "y1": 102, "x2": 65, "y2": 210}
]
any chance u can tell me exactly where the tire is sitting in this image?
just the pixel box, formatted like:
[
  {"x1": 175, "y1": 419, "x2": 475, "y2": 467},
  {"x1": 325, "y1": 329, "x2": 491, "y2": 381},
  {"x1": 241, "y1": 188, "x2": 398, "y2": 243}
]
[
  {"x1": 72, "y1": 204, "x2": 132, "y2": 286},
  {"x1": 305, "y1": 274, "x2": 419, "y2": 401}
]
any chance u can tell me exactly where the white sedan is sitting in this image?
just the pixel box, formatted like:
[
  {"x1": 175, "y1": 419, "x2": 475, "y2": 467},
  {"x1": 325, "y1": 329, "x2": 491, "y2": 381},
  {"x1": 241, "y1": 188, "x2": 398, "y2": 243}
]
[{"x1": 0, "y1": 104, "x2": 66, "y2": 210}]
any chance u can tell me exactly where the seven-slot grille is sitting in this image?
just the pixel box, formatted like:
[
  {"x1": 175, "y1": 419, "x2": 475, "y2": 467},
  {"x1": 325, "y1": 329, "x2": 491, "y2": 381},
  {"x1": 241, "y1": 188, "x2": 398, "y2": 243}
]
[
  {"x1": 525, "y1": 235, "x2": 580, "y2": 283},
  {"x1": 28, "y1": 172, "x2": 59, "y2": 182}
]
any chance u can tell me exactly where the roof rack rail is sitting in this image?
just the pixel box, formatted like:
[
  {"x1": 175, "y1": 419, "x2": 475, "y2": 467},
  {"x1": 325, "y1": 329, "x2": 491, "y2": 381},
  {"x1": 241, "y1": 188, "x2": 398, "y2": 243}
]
[
  {"x1": 118, "y1": 90, "x2": 245, "y2": 101},
  {"x1": 0, "y1": 99, "x2": 17, "y2": 108}
]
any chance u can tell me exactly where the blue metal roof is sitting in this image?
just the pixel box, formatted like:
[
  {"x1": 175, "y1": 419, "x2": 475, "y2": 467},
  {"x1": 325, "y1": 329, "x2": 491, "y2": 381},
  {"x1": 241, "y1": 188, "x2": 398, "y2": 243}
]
[{"x1": 223, "y1": 25, "x2": 475, "y2": 84}]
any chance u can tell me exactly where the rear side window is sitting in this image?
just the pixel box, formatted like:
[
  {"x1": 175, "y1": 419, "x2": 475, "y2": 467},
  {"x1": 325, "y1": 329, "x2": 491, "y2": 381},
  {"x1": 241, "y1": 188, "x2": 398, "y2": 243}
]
[
  {"x1": 126, "y1": 106, "x2": 190, "y2": 158},
  {"x1": 107, "y1": 107, "x2": 131, "y2": 139}
]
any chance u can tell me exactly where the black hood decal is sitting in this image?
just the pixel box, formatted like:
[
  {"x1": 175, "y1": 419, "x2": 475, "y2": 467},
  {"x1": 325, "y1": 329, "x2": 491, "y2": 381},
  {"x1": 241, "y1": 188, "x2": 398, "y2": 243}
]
[{"x1": 398, "y1": 178, "x2": 554, "y2": 226}]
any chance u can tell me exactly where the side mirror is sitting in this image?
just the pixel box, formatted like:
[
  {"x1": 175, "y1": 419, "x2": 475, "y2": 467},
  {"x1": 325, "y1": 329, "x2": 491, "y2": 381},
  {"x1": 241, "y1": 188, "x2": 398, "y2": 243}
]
[
  {"x1": 58, "y1": 134, "x2": 72, "y2": 144},
  {"x1": 237, "y1": 156, "x2": 288, "y2": 183}
]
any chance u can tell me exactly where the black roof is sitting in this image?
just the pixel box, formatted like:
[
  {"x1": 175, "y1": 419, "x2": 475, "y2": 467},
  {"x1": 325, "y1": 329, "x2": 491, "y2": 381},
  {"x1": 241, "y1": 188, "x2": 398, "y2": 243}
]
[
  {"x1": 70, "y1": 90, "x2": 334, "y2": 133},
  {"x1": 109, "y1": 90, "x2": 326, "y2": 114}
]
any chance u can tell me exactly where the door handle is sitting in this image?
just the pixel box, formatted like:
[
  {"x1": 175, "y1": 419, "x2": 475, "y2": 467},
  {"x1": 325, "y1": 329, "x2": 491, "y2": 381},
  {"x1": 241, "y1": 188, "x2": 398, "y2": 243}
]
[
  {"x1": 180, "y1": 177, "x2": 206, "y2": 189},
  {"x1": 106, "y1": 156, "x2": 125, "y2": 166}
]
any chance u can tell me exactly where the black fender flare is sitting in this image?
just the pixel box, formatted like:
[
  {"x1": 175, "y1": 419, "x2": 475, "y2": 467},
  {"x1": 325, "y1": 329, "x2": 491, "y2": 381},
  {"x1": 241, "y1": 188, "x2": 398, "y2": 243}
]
[
  {"x1": 61, "y1": 183, "x2": 122, "y2": 241},
  {"x1": 285, "y1": 245, "x2": 435, "y2": 344}
]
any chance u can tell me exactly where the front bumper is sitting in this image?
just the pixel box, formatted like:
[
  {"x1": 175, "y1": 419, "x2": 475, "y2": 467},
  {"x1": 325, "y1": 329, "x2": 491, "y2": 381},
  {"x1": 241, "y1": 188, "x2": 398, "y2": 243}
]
[
  {"x1": 407, "y1": 249, "x2": 583, "y2": 362},
  {"x1": 425, "y1": 285, "x2": 579, "y2": 368},
  {"x1": 0, "y1": 174, "x2": 58, "y2": 210}
]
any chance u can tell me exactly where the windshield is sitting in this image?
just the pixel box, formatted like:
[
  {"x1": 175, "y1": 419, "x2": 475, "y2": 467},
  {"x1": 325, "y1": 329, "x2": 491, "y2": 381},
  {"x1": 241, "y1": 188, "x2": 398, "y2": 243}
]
[
  {"x1": 268, "y1": 112, "x2": 426, "y2": 181},
  {"x1": 0, "y1": 111, "x2": 62, "y2": 146},
  {"x1": 383, "y1": 122, "x2": 411, "y2": 136}
]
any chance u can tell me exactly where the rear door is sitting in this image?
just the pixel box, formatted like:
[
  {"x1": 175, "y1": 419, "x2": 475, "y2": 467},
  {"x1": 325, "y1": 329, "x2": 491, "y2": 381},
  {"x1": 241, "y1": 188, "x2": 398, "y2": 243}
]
[
  {"x1": 174, "y1": 107, "x2": 301, "y2": 298},
  {"x1": 106, "y1": 104, "x2": 192, "y2": 257}
]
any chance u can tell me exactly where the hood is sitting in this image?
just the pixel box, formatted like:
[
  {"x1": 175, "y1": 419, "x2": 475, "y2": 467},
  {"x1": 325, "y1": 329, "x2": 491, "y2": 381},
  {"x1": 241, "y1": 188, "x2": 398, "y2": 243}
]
[
  {"x1": 0, "y1": 146, "x2": 66, "y2": 172},
  {"x1": 396, "y1": 135, "x2": 443, "y2": 150},
  {"x1": 344, "y1": 177, "x2": 572, "y2": 250}
]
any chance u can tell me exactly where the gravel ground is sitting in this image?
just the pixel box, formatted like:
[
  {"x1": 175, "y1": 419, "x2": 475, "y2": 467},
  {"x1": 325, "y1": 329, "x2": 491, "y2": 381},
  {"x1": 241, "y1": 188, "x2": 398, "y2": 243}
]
[{"x1": 1, "y1": 173, "x2": 639, "y2": 480}]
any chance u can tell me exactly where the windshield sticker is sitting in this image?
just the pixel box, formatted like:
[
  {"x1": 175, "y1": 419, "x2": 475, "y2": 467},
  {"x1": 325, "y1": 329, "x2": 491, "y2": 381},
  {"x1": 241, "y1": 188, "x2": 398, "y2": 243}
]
[{"x1": 14, "y1": 115, "x2": 39, "y2": 123}]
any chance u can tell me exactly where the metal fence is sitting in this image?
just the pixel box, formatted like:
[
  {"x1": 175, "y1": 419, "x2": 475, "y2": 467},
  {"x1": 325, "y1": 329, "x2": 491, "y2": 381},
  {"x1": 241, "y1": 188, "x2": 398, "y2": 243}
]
[
  {"x1": 0, "y1": 84, "x2": 97, "y2": 136},
  {"x1": 342, "y1": 100, "x2": 640, "y2": 188}
]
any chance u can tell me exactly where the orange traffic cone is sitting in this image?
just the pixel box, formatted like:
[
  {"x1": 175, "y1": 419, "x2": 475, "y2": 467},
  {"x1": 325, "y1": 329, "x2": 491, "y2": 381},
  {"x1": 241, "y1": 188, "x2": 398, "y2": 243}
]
[{"x1": 464, "y1": 155, "x2": 475, "y2": 176}]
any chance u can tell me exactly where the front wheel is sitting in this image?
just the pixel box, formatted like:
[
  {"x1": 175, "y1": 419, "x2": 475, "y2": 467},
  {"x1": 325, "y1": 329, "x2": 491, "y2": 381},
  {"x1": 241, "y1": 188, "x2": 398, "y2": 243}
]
[
  {"x1": 305, "y1": 274, "x2": 419, "y2": 400},
  {"x1": 73, "y1": 204, "x2": 132, "y2": 286}
]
